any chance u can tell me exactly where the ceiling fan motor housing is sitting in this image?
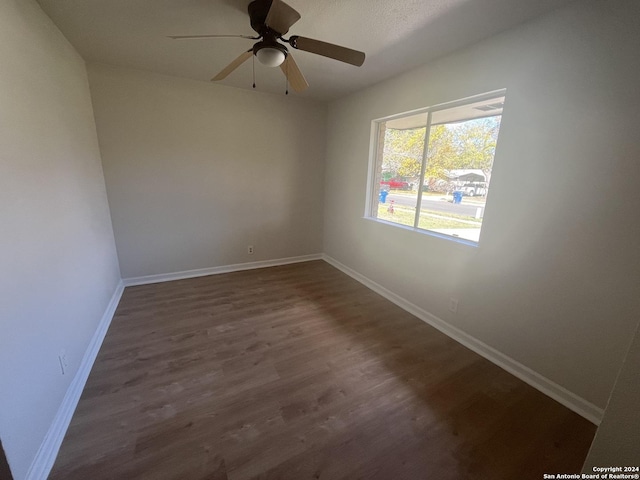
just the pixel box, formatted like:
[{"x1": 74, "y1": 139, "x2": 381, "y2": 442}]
[
  {"x1": 248, "y1": 0, "x2": 275, "y2": 36},
  {"x1": 248, "y1": 0, "x2": 290, "y2": 68}
]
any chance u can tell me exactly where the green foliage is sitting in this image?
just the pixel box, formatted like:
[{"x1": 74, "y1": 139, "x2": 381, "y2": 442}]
[
  {"x1": 449, "y1": 117, "x2": 501, "y2": 176},
  {"x1": 382, "y1": 127, "x2": 425, "y2": 179},
  {"x1": 398, "y1": 158, "x2": 421, "y2": 178},
  {"x1": 424, "y1": 125, "x2": 458, "y2": 179},
  {"x1": 380, "y1": 116, "x2": 501, "y2": 182}
]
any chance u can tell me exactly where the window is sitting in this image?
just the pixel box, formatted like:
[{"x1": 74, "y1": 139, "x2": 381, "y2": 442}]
[{"x1": 367, "y1": 91, "x2": 505, "y2": 244}]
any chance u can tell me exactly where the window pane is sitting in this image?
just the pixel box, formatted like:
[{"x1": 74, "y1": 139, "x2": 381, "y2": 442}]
[
  {"x1": 372, "y1": 114, "x2": 427, "y2": 228},
  {"x1": 418, "y1": 112, "x2": 502, "y2": 242}
]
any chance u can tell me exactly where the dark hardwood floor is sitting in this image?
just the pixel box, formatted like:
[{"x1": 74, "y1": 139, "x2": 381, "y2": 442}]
[{"x1": 49, "y1": 260, "x2": 595, "y2": 480}]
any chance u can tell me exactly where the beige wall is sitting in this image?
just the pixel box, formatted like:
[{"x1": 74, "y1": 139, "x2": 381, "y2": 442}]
[
  {"x1": 0, "y1": 1, "x2": 121, "y2": 478},
  {"x1": 583, "y1": 318, "x2": 640, "y2": 470},
  {"x1": 88, "y1": 64, "x2": 327, "y2": 279},
  {"x1": 323, "y1": 0, "x2": 640, "y2": 411}
]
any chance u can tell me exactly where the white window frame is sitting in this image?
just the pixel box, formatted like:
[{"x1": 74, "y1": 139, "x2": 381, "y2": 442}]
[{"x1": 364, "y1": 89, "x2": 507, "y2": 246}]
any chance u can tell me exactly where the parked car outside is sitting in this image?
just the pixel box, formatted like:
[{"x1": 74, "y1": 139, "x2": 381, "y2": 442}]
[
  {"x1": 461, "y1": 182, "x2": 488, "y2": 197},
  {"x1": 381, "y1": 179, "x2": 411, "y2": 190}
]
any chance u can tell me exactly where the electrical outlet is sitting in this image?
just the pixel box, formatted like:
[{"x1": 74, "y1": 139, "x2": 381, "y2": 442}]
[
  {"x1": 58, "y1": 349, "x2": 68, "y2": 375},
  {"x1": 248, "y1": 245, "x2": 254, "y2": 255},
  {"x1": 449, "y1": 297, "x2": 459, "y2": 314}
]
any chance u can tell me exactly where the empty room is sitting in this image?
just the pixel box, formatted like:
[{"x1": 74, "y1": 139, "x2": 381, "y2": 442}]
[{"x1": 1, "y1": 0, "x2": 639, "y2": 479}]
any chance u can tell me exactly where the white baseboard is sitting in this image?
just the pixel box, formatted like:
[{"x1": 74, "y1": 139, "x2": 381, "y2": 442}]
[
  {"x1": 123, "y1": 254, "x2": 324, "y2": 287},
  {"x1": 322, "y1": 254, "x2": 604, "y2": 425},
  {"x1": 25, "y1": 281, "x2": 125, "y2": 480}
]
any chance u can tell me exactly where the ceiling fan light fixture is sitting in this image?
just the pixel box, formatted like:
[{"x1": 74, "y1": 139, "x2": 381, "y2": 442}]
[
  {"x1": 255, "y1": 46, "x2": 286, "y2": 67},
  {"x1": 174, "y1": 0, "x2": 364, "y2": 91}
]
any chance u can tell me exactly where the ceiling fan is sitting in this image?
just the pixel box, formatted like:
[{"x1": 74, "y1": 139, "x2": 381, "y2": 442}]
[{"x1": 169, "y1": 0, "x2": 366, "y2": 93}]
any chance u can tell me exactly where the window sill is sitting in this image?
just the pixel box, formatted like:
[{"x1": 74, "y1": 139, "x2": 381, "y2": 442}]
[{"x1": 362, "y1": 216, "x2": 480, "y2": 248}]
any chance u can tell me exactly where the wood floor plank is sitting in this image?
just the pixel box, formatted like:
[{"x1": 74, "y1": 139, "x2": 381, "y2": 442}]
[{"x1": 49, "y1": 260, "x2": 595, "y2": 479}]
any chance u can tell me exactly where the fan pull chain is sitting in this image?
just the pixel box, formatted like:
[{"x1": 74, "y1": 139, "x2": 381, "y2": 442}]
[
  {"x1": 252, "y1": 55, "x2": 256, "y2": 89},
  {"x1": 285, "y1": 58, "x2": 289, "y2": 95}
]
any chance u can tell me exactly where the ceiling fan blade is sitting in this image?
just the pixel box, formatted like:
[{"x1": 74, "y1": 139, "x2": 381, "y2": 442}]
[
  {"x1": 265, "y1": 0, "x2": 301, "y2": 35},
  {"x1": 211, "y1": 50, "x2": 253, "y2": 81},
  {"x1": 168, "y1": 34, "x2": 258, "y2": 40},
  {"x1": 280, "y1": 54, "x2": 309, "y2": 92},
  {"x1": 289, "y1": 36, "x2": 365, "y2": 67}
]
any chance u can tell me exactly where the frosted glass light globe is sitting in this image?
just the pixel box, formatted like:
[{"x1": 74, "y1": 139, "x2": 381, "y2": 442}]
[{"x1": 256, "y1": 47, "x2": 286, "y2": 67}]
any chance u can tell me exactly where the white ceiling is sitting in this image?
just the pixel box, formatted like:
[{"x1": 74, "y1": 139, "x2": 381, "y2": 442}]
[{"x1": 36, "y1": 0, "x2": 574, "y2": 102}]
